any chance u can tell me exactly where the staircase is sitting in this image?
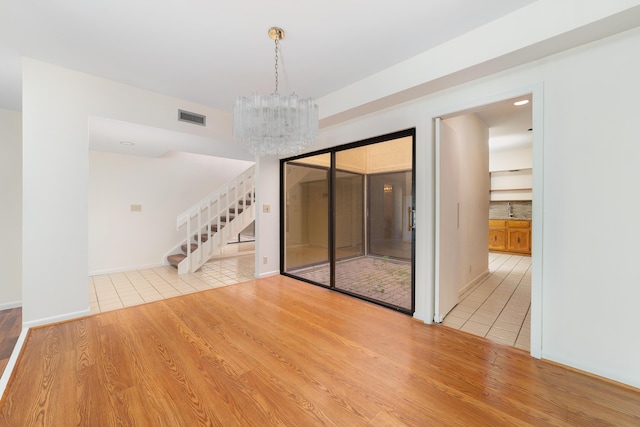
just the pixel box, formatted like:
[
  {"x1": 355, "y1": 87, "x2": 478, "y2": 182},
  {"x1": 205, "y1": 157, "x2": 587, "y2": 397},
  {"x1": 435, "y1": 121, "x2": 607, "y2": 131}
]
[{"x1": 166, "y1": 165, "x2": 255, "y2": 275}]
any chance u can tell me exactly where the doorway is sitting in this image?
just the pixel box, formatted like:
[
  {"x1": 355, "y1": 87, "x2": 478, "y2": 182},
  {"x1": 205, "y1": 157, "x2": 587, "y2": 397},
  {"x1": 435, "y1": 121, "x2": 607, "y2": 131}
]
[
  {"x1": 435, "y1": 94, "x2": 534, "y2": 350},
  {"x1": 281, "y1": 129, "x2": 415, "y2": 313}
]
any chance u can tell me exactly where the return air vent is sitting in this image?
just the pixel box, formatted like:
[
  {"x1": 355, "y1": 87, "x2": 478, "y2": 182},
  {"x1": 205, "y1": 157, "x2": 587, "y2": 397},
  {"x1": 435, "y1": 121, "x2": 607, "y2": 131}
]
[{"x1": 178, "y1": 110, "x2": 206, "y2": 126}]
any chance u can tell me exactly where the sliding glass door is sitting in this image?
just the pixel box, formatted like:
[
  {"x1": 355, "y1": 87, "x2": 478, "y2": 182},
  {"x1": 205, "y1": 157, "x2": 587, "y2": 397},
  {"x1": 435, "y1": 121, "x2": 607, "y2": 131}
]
[{"x1": 282, "y1": 130, "x2": 415, "y2": 314}]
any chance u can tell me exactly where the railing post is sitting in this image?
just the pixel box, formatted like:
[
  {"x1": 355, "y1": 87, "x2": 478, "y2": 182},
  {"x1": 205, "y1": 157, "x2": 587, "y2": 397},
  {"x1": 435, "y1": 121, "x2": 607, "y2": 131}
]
[
  {"x1": 196, "y1": 209, "x2": 201, "y2": 265},
  {"x1": 207, "y1": 197, "x2": 212, "y2": 257},
  {"x1": 186, "y1": 216, "x2": 191, "y2": 271}
]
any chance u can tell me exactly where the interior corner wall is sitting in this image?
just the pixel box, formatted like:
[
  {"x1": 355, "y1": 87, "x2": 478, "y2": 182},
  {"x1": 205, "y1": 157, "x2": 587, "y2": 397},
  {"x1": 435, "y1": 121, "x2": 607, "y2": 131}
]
[
  {"x1": 21, "y1": 58, "x2": 242, "y2": 327},
  {"x1": 254, "y1": 156, "x2": 280, "y2": 277},
  {"x1": 88, "y1": 151, "x2": 253, "y2": 274},
  {"x1": 308, "y1": 26, "x2": 640, "y2": 388},
  {"x1": 0, "y1": 109, "x2": 22, "y2": 309}
]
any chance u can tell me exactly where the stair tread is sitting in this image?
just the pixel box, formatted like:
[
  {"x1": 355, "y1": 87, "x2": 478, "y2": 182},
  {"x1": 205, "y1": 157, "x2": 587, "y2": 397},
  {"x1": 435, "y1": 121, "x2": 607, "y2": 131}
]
[
  {"x1": 181, "y1": 243, "x2": 198, "y2": 253},
  {"x1": 167, "y1": 254, "x2": 186, "y2": 267}
]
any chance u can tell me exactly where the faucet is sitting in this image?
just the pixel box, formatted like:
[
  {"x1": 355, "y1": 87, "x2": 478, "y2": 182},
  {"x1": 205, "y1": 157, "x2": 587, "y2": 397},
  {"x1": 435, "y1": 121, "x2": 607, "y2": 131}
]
[{"x1": 507, "y1": 202, "x2": 514, "y2": 218}]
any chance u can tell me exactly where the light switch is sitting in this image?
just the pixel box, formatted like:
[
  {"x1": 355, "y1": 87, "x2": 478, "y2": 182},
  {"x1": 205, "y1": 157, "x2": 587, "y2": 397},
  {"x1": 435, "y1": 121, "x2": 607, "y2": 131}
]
[
  {"x1": 130, "y1": 204, "x2": 142, "y2": 212},
  {"x1": 263, "y1": 204, "x2": 270, "y2": 213}
]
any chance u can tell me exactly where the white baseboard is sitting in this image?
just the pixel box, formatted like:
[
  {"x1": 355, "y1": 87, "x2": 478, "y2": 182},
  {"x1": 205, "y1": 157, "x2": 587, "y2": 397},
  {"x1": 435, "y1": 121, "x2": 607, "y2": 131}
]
[
  {"x1": 412, "y1": 312, "x2": 430, "y2": 324},
  {"x1": 22, "y1": 307, "x2": 91, "y2": 329},
  {"x1": 89, "y1": 262, "x2": 165, "y2": 276},
  {"x1": 255, "y1": 270, "x2": 279, "y2": 279},
  {"x1": 0, "y1": 327, "x2": 29, "y2": 400},
  {"x1": 541, "y1": 352, "x2": 640, "y2": 391},
  {"x1": 459, "y1": 269, "x2": 490, "y2": 299},
  {"x1": 0, "y1": 301, "x2": 21, "y2": 311}
]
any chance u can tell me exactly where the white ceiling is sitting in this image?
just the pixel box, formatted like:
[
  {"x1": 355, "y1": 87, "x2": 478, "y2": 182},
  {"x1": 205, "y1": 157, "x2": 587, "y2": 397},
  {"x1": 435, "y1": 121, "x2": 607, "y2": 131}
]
[
  {"x1": 474, "y1": 95, "x2": 533, "y2": 152},
  {"x1": 0, "y1": 0, "x2": 538, "y2": 156},
  {"x1": 0, "y1": 0, "x2": 537, "y2": 112}
]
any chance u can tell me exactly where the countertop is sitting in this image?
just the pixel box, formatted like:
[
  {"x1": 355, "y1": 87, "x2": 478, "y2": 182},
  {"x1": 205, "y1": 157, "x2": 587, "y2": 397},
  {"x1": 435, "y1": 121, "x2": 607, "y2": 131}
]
[{"x1": 489, "y1": 217, "x2": 531, "y2": 220}]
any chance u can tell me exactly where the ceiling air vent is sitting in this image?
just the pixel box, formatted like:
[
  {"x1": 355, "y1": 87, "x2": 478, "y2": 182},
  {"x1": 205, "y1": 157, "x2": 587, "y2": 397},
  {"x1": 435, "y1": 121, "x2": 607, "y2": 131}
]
[{"x1": 178, "y1": 109, "x2": 206, "y2": 126}]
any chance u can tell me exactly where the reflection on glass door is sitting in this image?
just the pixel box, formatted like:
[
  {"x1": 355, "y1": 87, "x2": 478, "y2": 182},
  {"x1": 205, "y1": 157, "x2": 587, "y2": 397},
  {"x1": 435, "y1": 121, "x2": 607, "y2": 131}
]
[
  {"x1": 282, "y1": 130, "x2": 415, "y2": 314},
  {"x1": 283, "y1": 153, "x2": 331, "y2": 285},
  {"x1": 368, "y1": 171, "x2": 413, "y2": 260},
  {"x1": 334, "y1": 146, "x2": 366, "y2": 297}
]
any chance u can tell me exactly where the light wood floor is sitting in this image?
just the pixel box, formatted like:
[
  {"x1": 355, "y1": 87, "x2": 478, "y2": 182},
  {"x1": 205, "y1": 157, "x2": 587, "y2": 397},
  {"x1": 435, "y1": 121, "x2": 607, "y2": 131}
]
[
  {"x1": 1, "y1": 276, "x2": 639, "y2": 426},
  {"x1": 0, "y1": 308, "x2": 21, "y2": 379}
]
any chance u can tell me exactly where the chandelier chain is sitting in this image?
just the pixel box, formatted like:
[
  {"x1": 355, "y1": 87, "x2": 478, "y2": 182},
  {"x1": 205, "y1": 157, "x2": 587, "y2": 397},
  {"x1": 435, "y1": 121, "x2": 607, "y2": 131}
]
[{"x1": 274, "y1": 38, "x2": 279, "y2": 94}]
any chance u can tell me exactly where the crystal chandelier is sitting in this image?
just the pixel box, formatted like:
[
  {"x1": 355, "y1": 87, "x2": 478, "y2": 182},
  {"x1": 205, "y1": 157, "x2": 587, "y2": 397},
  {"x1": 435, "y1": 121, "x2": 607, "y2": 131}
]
[{"x1": 233, "y1": 27, "x2": 319, "y2": 157}]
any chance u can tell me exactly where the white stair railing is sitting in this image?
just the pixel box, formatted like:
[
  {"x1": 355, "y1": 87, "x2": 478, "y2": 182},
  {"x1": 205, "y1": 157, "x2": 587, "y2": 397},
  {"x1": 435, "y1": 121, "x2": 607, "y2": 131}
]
[{"x1": 167, "y1": 165, "x2": 255, "y2": 274}]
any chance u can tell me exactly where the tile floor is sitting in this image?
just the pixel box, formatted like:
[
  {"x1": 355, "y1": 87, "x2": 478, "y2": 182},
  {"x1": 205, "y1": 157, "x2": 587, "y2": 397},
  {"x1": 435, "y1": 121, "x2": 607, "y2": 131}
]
[
  {"x1": 442, "y1": 253, "x2": 531, "y2": 351},
  {"x1": 89, "y1": 254, "x2": 255, "y2": 314}
]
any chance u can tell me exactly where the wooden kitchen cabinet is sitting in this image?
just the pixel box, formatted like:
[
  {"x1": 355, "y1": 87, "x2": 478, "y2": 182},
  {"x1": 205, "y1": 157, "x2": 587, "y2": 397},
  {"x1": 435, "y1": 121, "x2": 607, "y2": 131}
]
[
  {"x1": 507, "y1": 220, "x2": 530, "y2": 254},
  {"x1": 489, "y1": 219, "x2": 531, "y2": 255},
  {"x1": 489, "y1": 220, "x2": 506, "y2": 251}
]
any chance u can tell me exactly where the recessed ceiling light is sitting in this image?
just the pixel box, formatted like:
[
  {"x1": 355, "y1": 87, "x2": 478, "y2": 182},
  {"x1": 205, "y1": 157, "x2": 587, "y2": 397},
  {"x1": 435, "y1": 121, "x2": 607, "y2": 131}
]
[
  {"x1": 119, "y1": 141, "x2": 135, "y2": 146},
  {"x1": 514, "y1": 99, "x2": 529, "y2": 106}
]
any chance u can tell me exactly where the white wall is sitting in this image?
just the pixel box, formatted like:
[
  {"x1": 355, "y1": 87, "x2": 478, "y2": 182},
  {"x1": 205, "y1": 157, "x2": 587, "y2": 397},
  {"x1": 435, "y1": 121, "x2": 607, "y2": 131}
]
[
  {"x1": 88, "y1": 150, "x2": 252, "y2": 274},
  {"x1": 22, "y1": 58, "x2": 252, "y2": 327},
  {"x1": 0, "y1": 109, "x2": 22, "y2": 309},
  {"x1": 255, "y1": 156, "x2": 280, "y2": 277},
  {"x1": 279, "y1": 26, "x2": 640, "y2": 388},
  {"x1": 536, "y1": 28, "x2": 640, "y2": 387}
]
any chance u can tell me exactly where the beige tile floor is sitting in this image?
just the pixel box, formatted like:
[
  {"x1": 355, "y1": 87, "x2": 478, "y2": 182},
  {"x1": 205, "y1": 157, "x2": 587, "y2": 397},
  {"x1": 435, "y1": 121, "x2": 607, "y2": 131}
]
[
  {"x1": 442, "y1": 253, "x2": 531, "y2": 351},
  {"x1": 89, "y1": 253, "x2": 255, "y2": 314}
]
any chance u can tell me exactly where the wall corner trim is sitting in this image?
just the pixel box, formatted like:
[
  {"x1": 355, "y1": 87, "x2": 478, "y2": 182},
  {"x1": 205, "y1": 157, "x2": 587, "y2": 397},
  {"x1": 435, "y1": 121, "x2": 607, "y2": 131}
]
[{"x1": 23, "y1": 308, "x2": 91, "y2": 329}]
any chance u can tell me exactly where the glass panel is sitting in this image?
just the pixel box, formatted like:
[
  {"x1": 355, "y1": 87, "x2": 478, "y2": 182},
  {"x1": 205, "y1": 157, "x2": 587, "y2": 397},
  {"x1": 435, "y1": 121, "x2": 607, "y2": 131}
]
[
  {"x1": 335, "y1": 170, "x2": 364, "y2": 261},
  {"x1": 363, "y1": 170, "x2": 412, "y2": 310},
  {"x1": 283, "y1": 155, "x2": 331, "y2": 285},
  {"x1": 334, "y1": 142, "x2": 412, "y2": 311},
  {"x1": 368, "y1": 171, "x2": 412, "y2": 260}
]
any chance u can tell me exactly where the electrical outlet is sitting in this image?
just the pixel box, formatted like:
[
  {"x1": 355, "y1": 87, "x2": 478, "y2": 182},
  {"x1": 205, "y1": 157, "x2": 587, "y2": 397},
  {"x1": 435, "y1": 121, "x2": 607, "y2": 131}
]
[
  {"x1": 130, "y1": 204, "x2": 142, "y2": 212},
  {"x1": 263, "y1": 256, "x2": 268, "y2": 264},
  {"x1": 263, "y1": 204, "x2": 270, "y2": 213}
]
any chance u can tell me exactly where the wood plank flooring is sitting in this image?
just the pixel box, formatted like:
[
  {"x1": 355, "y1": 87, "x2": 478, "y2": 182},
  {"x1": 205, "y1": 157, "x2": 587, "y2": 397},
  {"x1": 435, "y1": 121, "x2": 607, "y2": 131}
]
[
  {"x1": 0, "y1": 308, "x2": 21, "y2": 378},
  {"x1": 1, "y1": 276, "x2": 639, "y2": 426}
]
